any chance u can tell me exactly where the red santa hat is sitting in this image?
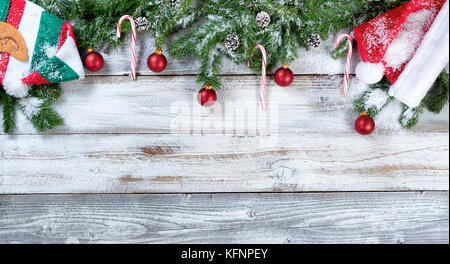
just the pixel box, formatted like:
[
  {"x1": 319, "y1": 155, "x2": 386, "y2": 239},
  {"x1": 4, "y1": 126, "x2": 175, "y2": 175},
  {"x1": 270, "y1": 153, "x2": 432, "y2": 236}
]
[{"x1": 353, "y1": 0, "x2": 449, "y2": 107}]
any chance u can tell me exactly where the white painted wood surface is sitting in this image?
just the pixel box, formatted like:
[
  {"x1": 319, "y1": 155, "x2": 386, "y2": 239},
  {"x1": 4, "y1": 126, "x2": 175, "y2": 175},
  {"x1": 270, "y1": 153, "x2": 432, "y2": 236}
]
[
  {"x1": 0, "y1": 33, "x2": 448, "y2": 243},
  {"x1": 2, "y1": 76, "x2": 448, "y2": 135},
  {"x1": 1, "y1": 132, "x2": 448, "y2": 194},
  {"x1": 0, "y1": 192, "x2": 447, "y2": 244}
]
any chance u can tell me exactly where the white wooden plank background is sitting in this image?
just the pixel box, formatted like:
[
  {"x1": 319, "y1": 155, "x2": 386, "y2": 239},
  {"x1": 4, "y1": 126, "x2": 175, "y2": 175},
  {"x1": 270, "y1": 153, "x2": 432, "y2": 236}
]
[
  {"x1": 0, "y1": 33, "x2": 448, "y2": 243},
  {"x1": 1, "y1": 132, "x2": 448, "y2": 194},
  {"x1": 0, "y1": 192, "x2": 447, "y2": 244},
  {"x1": 2, "y1": 76, "x2": 448, "y2": 135}
]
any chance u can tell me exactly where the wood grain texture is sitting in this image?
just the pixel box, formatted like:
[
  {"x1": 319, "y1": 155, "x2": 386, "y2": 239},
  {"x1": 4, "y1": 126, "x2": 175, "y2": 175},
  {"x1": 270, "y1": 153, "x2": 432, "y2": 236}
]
[
  {"x1": 2, "y1": 75, "x2": 448, "y2": 135},
  {"x1": 1, "y1": 132, "x2": 448, "y2": 194},
  {"x1": 0, "y1": 192, "x2": 447, "y2": 244},
  {"x1": 87, "y1": 33, "x2": 360, "y2": 76}
]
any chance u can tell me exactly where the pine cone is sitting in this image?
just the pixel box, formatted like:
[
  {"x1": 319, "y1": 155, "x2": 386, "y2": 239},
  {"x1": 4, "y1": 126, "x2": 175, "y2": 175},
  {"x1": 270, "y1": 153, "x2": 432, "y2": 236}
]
[
  {"x1": 225, "y1": 34, "x2": 240, "y2": 51},
  {"x1": 256, "y1": 11, "x2": 271, "y2": 28},
  {"x1": 307, "y1": 34, "x2": 322, "y2": 48},
  {"x1": 171, "y1": 0, "x2": 181, "y2": 8}
]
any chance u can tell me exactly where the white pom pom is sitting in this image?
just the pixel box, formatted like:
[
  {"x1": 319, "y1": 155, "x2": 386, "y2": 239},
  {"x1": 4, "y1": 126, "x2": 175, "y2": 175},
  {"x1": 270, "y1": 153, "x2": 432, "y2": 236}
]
[
  {"x1": 355, "y1": 62, "x2": 385, "y2": 84},
  {"x1": 3, "y1": 78, "x2": 29, "y2": 98}
]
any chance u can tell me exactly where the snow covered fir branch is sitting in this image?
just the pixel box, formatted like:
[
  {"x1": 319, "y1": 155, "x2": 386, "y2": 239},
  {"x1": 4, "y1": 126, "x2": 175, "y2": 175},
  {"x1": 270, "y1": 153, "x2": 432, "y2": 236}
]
[
  {"x1": 169, "y1": 0, "x2": 413, "y2": 88},
  {"x1": 354, "y1": 72, "x2": 449, "y2": 129},
  {"x1": 32, "y1": 0, "x2": 200, "y2": 51},
  {"x1": 32, "y1": 0, "x2": 414, "y2": 85},
  {"x1": 0, "y1": 84, "x2": 63, "y2": 133}
]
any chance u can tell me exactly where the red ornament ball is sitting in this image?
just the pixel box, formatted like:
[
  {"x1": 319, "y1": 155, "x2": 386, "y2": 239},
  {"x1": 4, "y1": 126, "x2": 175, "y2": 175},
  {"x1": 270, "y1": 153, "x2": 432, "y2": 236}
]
[
  {"x1": 355, "y1": 113, "x2": 375, "y2": 135},
  {"x1": 197, "y1": 86, "x2": 217, "y2": 107},
  {"x1": 147, "y1": 50, "x2": 167, "y2": 73},
  {"x1": 274, "y1": 64, "x2": 294, "y2": 87},
  {"x1": 84, "y1": 50, "x2": 104, "y2": 72}
]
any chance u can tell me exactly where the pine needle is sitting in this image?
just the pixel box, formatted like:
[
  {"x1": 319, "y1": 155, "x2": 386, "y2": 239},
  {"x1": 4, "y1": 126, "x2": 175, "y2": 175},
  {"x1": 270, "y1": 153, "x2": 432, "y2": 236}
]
[{"x1": 0, "y1": 87, "x2": 17, "y2": 133}]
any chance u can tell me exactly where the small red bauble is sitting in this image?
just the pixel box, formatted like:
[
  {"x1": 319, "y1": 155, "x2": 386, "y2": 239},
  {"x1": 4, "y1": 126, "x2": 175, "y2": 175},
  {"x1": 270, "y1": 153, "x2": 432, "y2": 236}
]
[
  {"x1": 147, "y1": 50, "x2": 167, "y2": 72},
  {"x1": 84, "y1": 49, "x2": 104, "y2": 72},
  {"x1": 274, "y1": 64, "x2": 294, "y2": 87},
  {"x1": 355, "y1": 113, "x2": 375, "y2": 135},
  {"x1": 197, "y1": 86, "x2": 217, "y2": 107}
]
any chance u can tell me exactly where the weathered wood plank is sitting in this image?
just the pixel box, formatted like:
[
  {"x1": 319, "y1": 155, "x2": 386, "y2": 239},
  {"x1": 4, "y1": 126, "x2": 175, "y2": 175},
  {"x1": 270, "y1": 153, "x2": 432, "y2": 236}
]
[
  {"x1": 0, "y1": 192, "x2": 447, "y2": 244},
  {"x1": 3, "y1": 75, "x2": 448, "y2": 135},
  {"x1": 88, "y1": 33, "x2": 360, "y2": 76},
  {"x1": 1, "y1": 132, "x2": 448, "y2": 194}
]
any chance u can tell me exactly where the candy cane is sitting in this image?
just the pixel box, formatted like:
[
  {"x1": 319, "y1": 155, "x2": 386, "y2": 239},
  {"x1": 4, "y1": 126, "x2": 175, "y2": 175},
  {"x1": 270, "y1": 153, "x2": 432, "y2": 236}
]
[
  {"x1": 249, "y1": 45, "x2": 268, "y2": 111},
  {"x1": 334, "y1": 34, "x2": 353, "y2": 97},
  {"x1": 117, "y1": 15, "x2": 137, "y2": 80}
]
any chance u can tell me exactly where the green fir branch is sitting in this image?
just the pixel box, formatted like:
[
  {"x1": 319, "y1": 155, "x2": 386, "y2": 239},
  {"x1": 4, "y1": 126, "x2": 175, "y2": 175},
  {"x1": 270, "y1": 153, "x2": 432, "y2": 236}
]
[
  {"x1": 169, "y1": 0, "x2": 409, "y2": 88},
  {"x1": 18, "y1": 84, "x2": 65, "y2": 132},
  {"x1": 28, "y1": 83, "x2": 63, "y2": 103},
  {"x1": 331, "y1": 41, "x2": 352, "y2": 59},
  {"x1": 354, "y1": 71, "x2": 449, "y2": 129},
  {"x1": 170, "y1": 0, "x2": 304, "y2": 88},
  {"x1": 426, "y1": 72, "x2": 449, "y2": 114},
  {"x1": 400, "y1": 102, "x2": 425, "y2": 129},
  {"x1": 354, "y1": 78, "x2": 394, "y2": 118},
  {"x1": 17, "y1": 97, "x2": 65, "y2": 133},
  {"x1": 32, "y1": 0, "x2": 410, "y2": 89},
  {"x1": 0, "y1": 86, "x2": 17, "y2": 133},
  {"x1": 31, "y1": 0, "x2": 199, "y2": 51},
  {"x1": 29, "y1": 103, "x2": 64, "y2": 132},
  {"x1": 0, "y1": 84, "x2": 64, "y2": 133}
]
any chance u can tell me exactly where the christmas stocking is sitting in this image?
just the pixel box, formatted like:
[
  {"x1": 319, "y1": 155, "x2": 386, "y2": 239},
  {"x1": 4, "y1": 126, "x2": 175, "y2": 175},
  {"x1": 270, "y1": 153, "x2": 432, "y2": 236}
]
[
  {"x1": 0, "y1": 0, "x2": 84, "y2": 98},
  {"x1": 353, "y1": 0, "x2": 449, "y2": 108}
]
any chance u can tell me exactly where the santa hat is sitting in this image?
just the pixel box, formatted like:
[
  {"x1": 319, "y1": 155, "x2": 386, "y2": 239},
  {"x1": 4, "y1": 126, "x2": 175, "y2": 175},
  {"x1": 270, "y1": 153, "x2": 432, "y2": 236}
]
[
  {"x1": 0, "y1": 0, "x2": 84, "y2": 98},
  {"x1": 353, "y1": 0, "x2": 449, "y2": 108}
]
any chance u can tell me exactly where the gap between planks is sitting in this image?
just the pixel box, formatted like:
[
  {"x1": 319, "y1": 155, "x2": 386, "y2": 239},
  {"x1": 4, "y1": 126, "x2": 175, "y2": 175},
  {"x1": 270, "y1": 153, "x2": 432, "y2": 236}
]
[{"x1": 0, "y1": 190, "x2": 446, "y2": 196}]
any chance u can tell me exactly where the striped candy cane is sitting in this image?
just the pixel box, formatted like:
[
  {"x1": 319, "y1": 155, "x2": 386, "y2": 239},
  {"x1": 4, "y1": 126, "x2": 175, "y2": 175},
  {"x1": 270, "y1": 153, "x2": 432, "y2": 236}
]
[
  {"x1": 117, "y1": 15, "x2": 137, "y2": 80},
  {"x1": 334, "y1": 34, "x2": 353, "y2": 97},
  {"x1": 250, "y1": 44, "x2": 267, "y2": 111}
]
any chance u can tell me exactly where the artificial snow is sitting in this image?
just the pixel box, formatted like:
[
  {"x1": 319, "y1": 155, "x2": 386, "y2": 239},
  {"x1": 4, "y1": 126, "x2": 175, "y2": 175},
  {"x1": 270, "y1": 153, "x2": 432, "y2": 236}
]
[
  {"x1": 176, "y1": 13, "x2": 197, "y2": 29},
  {"x1": 293, "y1": 32, "x2": 361, "y2": 74},
  {"x1": 374, "y1": 100, "x2": 404, "y2": 131},
  {"x1": 383, "y1": 9, "x2": 437, "y2": 71},
  {"x1": 44, "y1": 44, "x2": 58, "y2": 59},
  {"x1": 339, "y1": 76, "x2": 407, "y2": 133},
  {"x1": 19, "y1": 97, "x2": 44, "y2": 117},
  {"x1": 364, "y1": 89, "x2": 390, "y2": 110},
  {"x1": 362, "y1": 16, "x2": 390, "y2": 56}
]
